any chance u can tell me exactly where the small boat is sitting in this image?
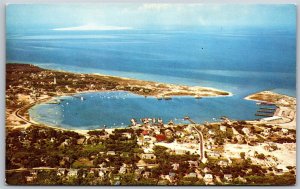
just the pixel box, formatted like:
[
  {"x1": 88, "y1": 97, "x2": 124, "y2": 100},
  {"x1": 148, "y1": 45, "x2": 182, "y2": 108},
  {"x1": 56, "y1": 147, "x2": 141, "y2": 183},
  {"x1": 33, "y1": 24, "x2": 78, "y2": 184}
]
[
  {"x1": 184, "y1": 116, "x2": 190, "y2": 120},
  {"x1": 163, "y1": 96, "x2": 172, "y2": 100},
  {"x1": 195, "y1": 95, "x2": 202, "y2": 99},
  {"x1": 46, "y1": 100, "x2": 60, "y2": 104},
  {"x1": 157, "y1": 96, "x2": 163, "y2": 100}
]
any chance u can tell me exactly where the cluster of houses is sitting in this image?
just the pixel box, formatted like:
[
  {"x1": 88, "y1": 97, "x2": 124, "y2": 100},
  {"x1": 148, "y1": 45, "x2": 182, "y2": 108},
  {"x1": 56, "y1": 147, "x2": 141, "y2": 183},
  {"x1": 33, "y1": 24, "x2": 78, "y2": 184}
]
[{"x1": 8, "y1": 117, "x2": 296, "y2": 185}]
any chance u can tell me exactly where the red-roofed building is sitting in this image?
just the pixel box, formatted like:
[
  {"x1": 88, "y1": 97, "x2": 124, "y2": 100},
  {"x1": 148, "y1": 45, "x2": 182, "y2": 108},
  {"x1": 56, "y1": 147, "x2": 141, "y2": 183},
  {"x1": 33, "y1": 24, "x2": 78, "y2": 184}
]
[
  {"x1": 155, "y1": 134, "x2": 166, "y2": 142},
  {"x1": 142, "y1": 130, "x2": 149, "y2": 135}
]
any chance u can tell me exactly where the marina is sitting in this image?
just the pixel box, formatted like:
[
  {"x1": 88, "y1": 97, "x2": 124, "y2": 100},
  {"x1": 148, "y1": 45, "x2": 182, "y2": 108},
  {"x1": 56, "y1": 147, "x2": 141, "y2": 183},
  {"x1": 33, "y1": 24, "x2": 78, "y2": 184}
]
[{"x1": 30, "y1": 91, "x2": 263, "y2": 130}]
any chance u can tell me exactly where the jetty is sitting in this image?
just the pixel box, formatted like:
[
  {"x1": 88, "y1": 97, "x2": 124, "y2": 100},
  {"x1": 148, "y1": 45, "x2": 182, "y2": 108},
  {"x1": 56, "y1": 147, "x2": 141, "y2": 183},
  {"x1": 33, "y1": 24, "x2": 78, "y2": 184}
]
[{"x1": 256, "y1": 102, "x2": 275, "y2": 106}]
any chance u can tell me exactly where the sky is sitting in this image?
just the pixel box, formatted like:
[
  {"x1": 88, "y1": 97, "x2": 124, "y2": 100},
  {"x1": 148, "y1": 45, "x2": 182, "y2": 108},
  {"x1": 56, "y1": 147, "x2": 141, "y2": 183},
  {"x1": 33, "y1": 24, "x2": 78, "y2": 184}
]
[{"x1": 6, "y1": 4, "x2": 296, "y2": 33}]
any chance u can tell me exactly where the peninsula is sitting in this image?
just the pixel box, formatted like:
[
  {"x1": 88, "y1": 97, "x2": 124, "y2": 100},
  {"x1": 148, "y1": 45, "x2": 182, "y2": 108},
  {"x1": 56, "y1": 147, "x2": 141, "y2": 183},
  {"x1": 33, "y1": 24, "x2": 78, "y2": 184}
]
[
  {"x1": 245, "y1": 91, "x2": 296, "y2": 130},
  {"x1": 6, "y1": 63, "x2": 230, "y2": 128}
]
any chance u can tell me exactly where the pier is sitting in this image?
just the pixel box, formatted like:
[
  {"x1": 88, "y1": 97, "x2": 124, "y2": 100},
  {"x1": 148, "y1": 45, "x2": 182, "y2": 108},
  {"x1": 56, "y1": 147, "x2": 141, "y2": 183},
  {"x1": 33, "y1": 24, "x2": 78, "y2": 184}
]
[
  {"x1": 257, "y1": 110, "x2": 275, "y2": 113},
  {"x1": 259, "y1": 107, "x2": 276, "y2": 111},
  {"x1": 255, "y1": 104, "x2": 277, "y2": 117},
  {"x1": 184, "y1": 116, "x2": 196, "y2": 124},
  {"x1": 257, "y1": 102, "x2": 275, "y2": 106},
  {"x1": 255, "y1": 113, "x2": 274, "y2": 117}
]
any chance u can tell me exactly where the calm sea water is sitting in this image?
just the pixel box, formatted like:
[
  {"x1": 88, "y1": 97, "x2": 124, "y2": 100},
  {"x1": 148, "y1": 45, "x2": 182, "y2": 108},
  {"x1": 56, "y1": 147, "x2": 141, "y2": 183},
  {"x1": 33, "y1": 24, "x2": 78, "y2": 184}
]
[
  {"x1": 7, "y1": 28, "x2": 296, "y2": 129},
  {"x1": 29, "y1": 91, "x2": 260, "y2": 130}
]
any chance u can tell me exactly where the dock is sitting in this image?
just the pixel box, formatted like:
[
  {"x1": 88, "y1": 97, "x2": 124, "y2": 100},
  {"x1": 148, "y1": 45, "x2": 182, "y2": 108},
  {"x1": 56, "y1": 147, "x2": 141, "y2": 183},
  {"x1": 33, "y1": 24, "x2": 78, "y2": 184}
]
[
  {"x1": 257, "y1": 110, "x2": 275, "y2": 113},
  {"x1": 255, "y1": 113, "x2": 274, "y2": 117},
  {"x1": 184, "y1": 116, "x2": 196, "y2": 124},
  {"x1": 257, "y1": 102, "x2": 275, "y2": 106},
  {"x1": 259, "y1": 107, "x2": 276, "y2": 111}
]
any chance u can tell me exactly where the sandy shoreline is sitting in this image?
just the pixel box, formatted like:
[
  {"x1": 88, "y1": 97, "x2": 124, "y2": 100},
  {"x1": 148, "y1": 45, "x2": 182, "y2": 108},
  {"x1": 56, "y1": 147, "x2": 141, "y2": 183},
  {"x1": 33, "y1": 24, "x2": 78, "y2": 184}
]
[
  {"x1": 38, "y1": 64, "x2": 233, "y2": 97},
  {"x1": 15, "y1": 93, "x2": 119, "y2": 136},
  {"x1": 25, "y1": 89, "x2": 230, "y2": 134}
]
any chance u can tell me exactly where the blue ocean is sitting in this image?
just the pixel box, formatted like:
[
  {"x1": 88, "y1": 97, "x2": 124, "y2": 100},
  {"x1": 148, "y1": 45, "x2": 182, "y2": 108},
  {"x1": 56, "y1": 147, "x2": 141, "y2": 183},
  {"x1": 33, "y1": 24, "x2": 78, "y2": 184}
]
[{"x1": 7, "y1": 28, "x2": 296, "y2": 129}]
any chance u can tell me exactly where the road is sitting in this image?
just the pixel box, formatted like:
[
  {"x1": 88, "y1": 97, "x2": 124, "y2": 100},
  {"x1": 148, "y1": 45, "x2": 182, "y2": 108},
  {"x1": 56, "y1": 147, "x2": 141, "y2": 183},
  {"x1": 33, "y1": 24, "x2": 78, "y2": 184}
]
[{"x1": 183, "y1": 116, "x2": 205, "y2": 161}]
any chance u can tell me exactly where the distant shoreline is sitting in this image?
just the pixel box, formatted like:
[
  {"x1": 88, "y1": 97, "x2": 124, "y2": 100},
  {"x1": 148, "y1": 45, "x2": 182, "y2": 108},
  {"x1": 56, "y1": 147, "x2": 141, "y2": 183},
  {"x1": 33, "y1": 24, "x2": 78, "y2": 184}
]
[{"x1": 7, "y1": 62, "x2": 232, "y2": 97}]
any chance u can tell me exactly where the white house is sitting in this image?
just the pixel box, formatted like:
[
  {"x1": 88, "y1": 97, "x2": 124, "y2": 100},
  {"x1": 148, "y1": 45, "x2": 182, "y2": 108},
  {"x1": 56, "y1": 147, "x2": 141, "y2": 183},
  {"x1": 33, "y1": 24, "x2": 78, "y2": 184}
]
[
  {"x1": 107, "y1": 151, "x2": 116, "y2": 156},
  {"x1": 172, "y1": 163, "x2": 180, "y2": 170},
  {"x1": 67, "y1": 169, "x2": 78, "y2": 177},
  {"x1": 208, "y1": 130, "x2": 215, "y2": 135},
  {"x1": 204, "y1": 174, "x2": 213, "y2": 183},
  {"x1": 141, "y1": 153, "x2": 156, "y2": 160},
  {"x1": 281, "y1": 128, "x2": 288, "y2": 135},
  {"x1": 218, "y1": 160, "x2": 228, "y2": 167},
  {"x1": 242, "y1": 127, "x2": 251, "y2": 136},
  {"x1": 220, "y1": 125, "x2": 227, "y2": 132},
  {"x1": 224, "y1": 174, "x2": 233, "y2": 181}
]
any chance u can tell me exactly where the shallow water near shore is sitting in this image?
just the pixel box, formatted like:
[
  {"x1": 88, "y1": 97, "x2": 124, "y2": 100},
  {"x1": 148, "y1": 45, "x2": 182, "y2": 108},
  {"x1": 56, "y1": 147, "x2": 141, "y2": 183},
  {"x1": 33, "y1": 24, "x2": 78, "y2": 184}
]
[{"x1": 29, "y1": 91, "x2": 262, "y2": 130}]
